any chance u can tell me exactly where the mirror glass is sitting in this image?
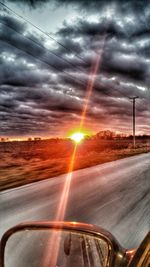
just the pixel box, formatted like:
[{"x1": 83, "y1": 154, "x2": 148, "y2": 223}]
[{"x1": 4, "y1": 228, "x2": 110, "y2": 267}]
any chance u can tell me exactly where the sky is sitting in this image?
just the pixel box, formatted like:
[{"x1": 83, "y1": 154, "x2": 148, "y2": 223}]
[{"x1": 0, "y1": 0, "x2": 150, "y2": 138}]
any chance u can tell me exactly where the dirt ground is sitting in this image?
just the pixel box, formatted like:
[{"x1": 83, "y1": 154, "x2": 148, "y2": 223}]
[{"x1": 0, "y1": 138, "x2": 150, "y2": 191}]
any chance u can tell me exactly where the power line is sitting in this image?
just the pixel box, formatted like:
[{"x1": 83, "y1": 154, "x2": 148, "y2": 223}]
[
  {"x1": 0, "y1": 1, "x2": 88, "y2": 64},
  {"x1": 129, "y1": 95, "x2": 146, "y2": 111},
  {"x1": 1, "y1": 24, "x2": 148, "y2": 138},
  {"x1": 0, "y1": 7, "x2": 147, "y2": 113},
  {"x1": 1, "y1": 20, "x2": 138, "y2": 108},
  {"x1": 0, "y1": 1, "x2": 145, "y2": 109},
  {"x1": 0, "y1": 21, "x2": 121, "y2": 101},
  {"x1": 0, "y1": 20, "x2": 86, "y2": 75},
  {"x1": 3, "y1": 41, "x2": 127, "y2": 115},
  {"x1": 0, "y1": 21, "x2": 89, "y2": 87},
  {"x1": 3, "y1": 19, "x2": 146, "y2": 118}
]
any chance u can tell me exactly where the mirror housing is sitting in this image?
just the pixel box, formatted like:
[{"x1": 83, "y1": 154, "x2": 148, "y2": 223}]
[
  {"x1": 0, "y1": 221, "x2": 129, "y2": 267},
  {"x1": 128, "y1": 231, "x2": 150, "y2": 267}
]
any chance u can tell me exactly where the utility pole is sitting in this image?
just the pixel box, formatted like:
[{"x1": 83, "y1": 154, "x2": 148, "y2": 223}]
[{"x1": 129, "y1": 96, "x2": 139, "y2": 148}]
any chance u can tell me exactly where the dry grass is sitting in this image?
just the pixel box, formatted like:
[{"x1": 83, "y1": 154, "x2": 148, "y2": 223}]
[{"x1": 0, "y1": 138, "x2": 150, "y2": 191}]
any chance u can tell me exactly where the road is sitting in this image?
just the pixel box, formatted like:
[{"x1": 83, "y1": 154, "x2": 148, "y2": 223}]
[{"x1": 0, "y1": 153, "x2": 150, "y2": 250}]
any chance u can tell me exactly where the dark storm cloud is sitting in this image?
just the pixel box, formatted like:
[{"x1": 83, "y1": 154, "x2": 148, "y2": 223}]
[
  {"x1": 2, "y1": 0, "x2": 49, "y2": 8},
  {"x1": 56, "y1": 16, "x2": 150, "y2": 83},
  {"x1": 0, "y1": 54, "x2": 51, "y2": 87},
  {"x1": 0, "y1": 83, "x2": 83, "y2": 135},
  {"x1": 57, "y1": 19, "x2": 124, "y2": 39},
  {"x1": 0, "y1": 0, "x2": 150, "y2": 136},
  {"x1": 101, "y1": 51, "x2": 147, "y2": 81},
  {"x1": 0, "y1": 15, "x2": 82, "y2": 77},
  {"x1": 5, "y1": 0, "x2": 149, "y2": 12},
  {"x1": 54, "y1": 38, "x2": 83, "y2": 56}
]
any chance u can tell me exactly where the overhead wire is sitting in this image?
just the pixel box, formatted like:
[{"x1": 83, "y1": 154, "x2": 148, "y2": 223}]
[
  {"x1": 0, "y1": 21, "x2": 91, "y2": 87},
  {"x1": 0, "y1": 1, "x2": 146, "y2": 109},
  {"x1": 0, "y1": 20, "x2": 119, "y2": 101},
  {"x1": 0, "y1": 1, "x2": 88, "y2": 64},
  {"x1": 0, "y1": 2, "x2": 148, "y2": 113},
  {"x1": 1, "y1": 19, "x2": 139, "y2": 111},
  {"x1": 2, "y1": 19, "x2": 147, "y2": 118}
]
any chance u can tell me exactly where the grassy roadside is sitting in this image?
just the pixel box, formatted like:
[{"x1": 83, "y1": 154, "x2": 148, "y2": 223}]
[{"x1": 0, "y1": 139, "x2": 150, "y2": 191}]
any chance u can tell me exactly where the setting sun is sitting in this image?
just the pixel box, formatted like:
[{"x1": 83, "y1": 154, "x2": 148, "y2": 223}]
[{"x1": 70, "y1": 132, "x2": 85, "y2": 143}]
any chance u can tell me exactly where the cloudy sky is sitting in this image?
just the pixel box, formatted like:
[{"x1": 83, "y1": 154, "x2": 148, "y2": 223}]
[{"x1": 0, "y1": 0, "x2": 150, "y2": 138}]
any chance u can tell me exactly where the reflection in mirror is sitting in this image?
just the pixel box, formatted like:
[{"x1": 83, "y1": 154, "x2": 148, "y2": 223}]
[{"x1": 4, "y1": 229, "x2": 109, "y2": 267}]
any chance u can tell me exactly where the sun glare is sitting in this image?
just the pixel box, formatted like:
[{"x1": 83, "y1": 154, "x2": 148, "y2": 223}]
[{"x1": 70, "y1": 132, "x2": 85, "y2": 143}]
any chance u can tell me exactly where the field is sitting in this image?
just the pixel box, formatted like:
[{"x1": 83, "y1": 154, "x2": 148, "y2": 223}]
[{"x1": 0, "y1": 138, "x2": 150, "y2": 191}]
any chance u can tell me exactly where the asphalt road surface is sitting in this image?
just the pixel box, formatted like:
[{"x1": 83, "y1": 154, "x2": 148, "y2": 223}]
[{"x1": 0, "y1": 153, "x2": 150, "y2": 250}]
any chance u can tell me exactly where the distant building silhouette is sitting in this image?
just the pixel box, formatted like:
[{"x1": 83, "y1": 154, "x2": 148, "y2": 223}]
[
  {"x1": 96, "y1": 130, "x2": 114, "y2": 140},
  {"x1": 0, "y1": 137, "x2": 9, "y2": 142},
  {"x1": 34, "y1": 137, "x2": 41, "y2": 141}
]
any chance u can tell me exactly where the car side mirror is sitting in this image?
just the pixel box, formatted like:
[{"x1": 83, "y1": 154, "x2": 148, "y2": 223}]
[
  {"x1": 0, "y1": 221, "x2": 129, "y2": 267},
  {"x1": 128, "y1": 231, "x2": 150, "y2": 267}
]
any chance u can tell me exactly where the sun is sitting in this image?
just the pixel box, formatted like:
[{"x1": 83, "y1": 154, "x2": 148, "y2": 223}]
[{"x1": 70, "y1": 132, "x2": 85, "y2": 143}]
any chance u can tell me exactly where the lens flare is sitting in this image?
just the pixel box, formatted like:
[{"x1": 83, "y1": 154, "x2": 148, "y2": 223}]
[
  {"x1": 43, "y1": 34, "x2": 107, "y2": 267},
  {"x1": 43, "y1": 145, "x2": 78, "y2": 267}
]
